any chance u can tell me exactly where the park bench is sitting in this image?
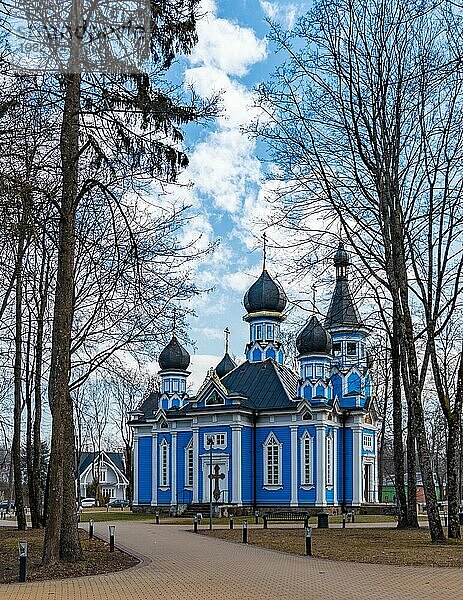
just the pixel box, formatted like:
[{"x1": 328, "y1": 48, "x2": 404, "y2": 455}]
[{"x1": 262, "y1": 511, "x2": 310, "y2": 529}]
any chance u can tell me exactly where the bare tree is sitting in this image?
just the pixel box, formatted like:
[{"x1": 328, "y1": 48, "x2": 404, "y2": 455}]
[{"x1": 252, "y1": 0, "x2": 463, "y2": 541}]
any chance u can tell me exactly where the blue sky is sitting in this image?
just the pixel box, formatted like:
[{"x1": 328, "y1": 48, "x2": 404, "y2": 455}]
[{"x1": 159, "y1": 0, "x2": 312, "y2": 389}]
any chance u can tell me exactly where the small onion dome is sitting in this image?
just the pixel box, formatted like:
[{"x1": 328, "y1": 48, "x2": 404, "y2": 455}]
[
  {"x1": 158, "y1": 335, "x2": 190, "y2": 370},
  {"x1": 244, "y1": 270, "x2": 287, "y2": 314},
  {"x1": 334, "y1": 241, "x2": 349, "y2": 269},
  {"x1": 296, "y1": 315, "x2": 332, "y2": 355},
  {"x1": 215, "y1": 352, "x2": 236, "y2": 378}
]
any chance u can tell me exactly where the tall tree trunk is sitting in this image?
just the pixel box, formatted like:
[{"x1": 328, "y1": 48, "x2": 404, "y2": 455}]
[
  {"x1": 12, "y1": 230, "x2": 26, "y2": 531},
  {"x1": 25, "y1": 310, "x2": 35, "y2": 526},
  {"x1": 391, "y1": 311, "x2": 408, "y2": 528},
  {"x1": 406, "y1": 410, "x2": 419, "y2": 528},
  {"x1": 43, "y1": 9, "x2": 83, "y2": 560},
  {"x1": 446, "y1": 349, "x2": 463, "y2": 539},
  {"x1": 32, "y1": 246, "x2": 49, "y2": 529},
  {"x1": 381, "y1": 194, "x2": 444, "y2": 542}
]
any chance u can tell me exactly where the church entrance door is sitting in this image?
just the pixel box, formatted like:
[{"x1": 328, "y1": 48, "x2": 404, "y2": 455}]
[
  {"x1": 363, "y1": 462, "x2": 373, "y2": 502},
  {"x1": 201, "y1": 454, "x2": 229, "y2": 503}
]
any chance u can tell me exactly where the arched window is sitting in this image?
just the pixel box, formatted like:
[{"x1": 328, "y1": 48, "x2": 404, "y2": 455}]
[
  {"x1": 300, "y1": 431, "x2": 313, "y2": 486},
  {"x1": 160, "y1": 439, "x2": 170, "y2": 487},
  {"x1": 326, "y1": 431, "x2": 333, "y2": 486},
  {"x1": 185, "y1": 439, "x2": 193, "y2": 487},
  {"x1": 263, "y1": 433, "x2": 282, "y2": 486}
]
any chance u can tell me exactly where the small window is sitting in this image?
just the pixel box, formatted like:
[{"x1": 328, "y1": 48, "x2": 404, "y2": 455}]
[
  {"x1": 160, "y1": 439, "x2": 169, "y2": 487},
  {"x1": 266, "y1": 324, "x2": 273, "y2": 340},
  {"x1": 204, "y1": 433, "x2": 227, "y2": 449},
  {"x1": 256, "y1": 324, "x2": 263, "y2": 340},
  {"x1": 172, "y1": 379, "x2": 179, "y2": 392},
  {"x1": 326, "y1": 432, "x2": 333, "y2": 486},
  {"x1": 163, "y1": 379, "x2": 170, "y2": 393},
  {"x1": 363, "y1": 434, "x2": 373, "y2": 451},
  {"x1": 99, "y1": 468, "x2": 107, "y2": 483},
  {"x1": 333, "y1": 342, "x2": 341, "y2": 355},
  {"x1": 316, "y1": 365, "x2": 323, "y2": 377},
  {"x1": 185, "y1": 441, "x2": 194, "y2": 487},
  {"x1": 264, "y1": 433, "x2": 281, "y2": 486},
  {"x1": 347, "y1": 342, "x2": 357, "y2": 356},
  {"x1": 302, "y1": 411, "x2": 312, "y2": 420}
]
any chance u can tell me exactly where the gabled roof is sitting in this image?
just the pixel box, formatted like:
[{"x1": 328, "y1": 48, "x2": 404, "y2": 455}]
[
  {"x1": 78, "y1": 451, "x2": 125, "y2": 477},
  {"x1": 221, "y1": 358, "x2": 298, "y2": 409}
]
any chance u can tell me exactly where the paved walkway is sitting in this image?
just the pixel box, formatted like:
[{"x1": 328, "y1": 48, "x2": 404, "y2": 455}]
[{"x1": 1, "y1": 520, "x2": 462, "y2": 599}]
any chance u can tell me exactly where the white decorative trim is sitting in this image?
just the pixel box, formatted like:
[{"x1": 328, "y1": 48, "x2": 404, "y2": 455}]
[
  {"x1": 352, "y1": 426, "x2": 362, "y2": 506},
  {"x1": 231, "y1": 425, "x2": 242, "y2": 505},
  {"x1": 333, "y1": 428, "x2": 338, "y2": 505},
  {"x1": 326, "y1": 430, "x2": 333, "y2": 487},
  {"x1": 192, "y1": 428, "x2": 199, "y2": 503},
  {"x1": 151, "y1": 433, "x2": 158, "y2": 506},
  {"x1": 263, "y1": 432, "x2": 282, "y2": 487},
  {"x1": 300, "y1": 430, "x2": 314, "y2": 486},
  {"x1": 203, "y1": 432, "x2": 227, "y2": 450},
  {"x1": 184, "y1": 438, "x2": 194, "y2": 488},
  {"x1": 171, "y1": 432, "x2": 177, "y2": 506},
  {"x1": 133, "y1": 436, "x2": 139, "y2": 505},
  {"x1": 315, "y1": 425, "x2": 326, "y2": 506},
  {"x1": 160, "y1": 438, "x2": 170, "y2": 488},
  {"x1": 290, "y1": 426, "x2": 298, "y2": 506}
]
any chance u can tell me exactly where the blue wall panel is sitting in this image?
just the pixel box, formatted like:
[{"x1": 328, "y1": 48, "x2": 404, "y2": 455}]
[
  {"x1": 177, "y1": 432, "x2": 193, "y2": 502},
  {"x1": 344, "y1": 428, "x2": 354, "y2": 504},
  {"x1": 138, "y1": 436, "x2": 152, "y2": 504},
  {"x1": 256, "y1": 426, "x2": 291, "y2": 505},
  {"x1": 241, "y1": 426, "x2": 254, "y2": 504},
  {"x1": 297, "y1": 425, "x2": 316, "y2": 505}
]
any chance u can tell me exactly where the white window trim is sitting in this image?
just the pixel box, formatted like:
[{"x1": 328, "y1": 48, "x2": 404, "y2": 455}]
[
  {"x1": 326, "y1": 431, "x2": 333, "y2": 488},
  {"x1": 363, "y1": 433, "x2": 374, "y2": 452},
  {"x1": 160, "y1": 439, "x2": 170, "y2": 488},
  {"x1": 203, "y1": 432, "x2": 227, "y2": 450},
  {"x1": 300, "y1": 430, "x2": 314, "y2": 489},
  {"x1": 185, "y1": 439, "x2": 194, "y2": 488},
  {"x1": 263, "y1": 432, "x2": 283, "y2": 489}
]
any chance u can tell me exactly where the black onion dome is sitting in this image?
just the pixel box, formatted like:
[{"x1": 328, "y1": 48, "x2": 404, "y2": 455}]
[
  {"x1": 244, "y1": 270, "x2": 287, "y2": 313},
  {"x1": 296, "y1": 315, "x2": 332, "y2": 355},
  {"x1": 158, "y1": 336, "x2": 190, "y2": 370},
  {"x1": 215, "y1": 352, "x2": 236, "y2": 378}
]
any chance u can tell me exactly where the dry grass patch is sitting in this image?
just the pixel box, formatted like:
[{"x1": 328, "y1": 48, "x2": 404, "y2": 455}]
[
  {"x1": 202, "y1": 527, "x2": 463, "y2": 567},
  {"x1": 0, "y1": 527, "x2": 139, "y2": 584}
]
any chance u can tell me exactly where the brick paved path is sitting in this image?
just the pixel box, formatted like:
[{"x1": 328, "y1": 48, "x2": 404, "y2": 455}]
[{"x1": 1, "y1": 521, "x2": 462, "y2": 600}]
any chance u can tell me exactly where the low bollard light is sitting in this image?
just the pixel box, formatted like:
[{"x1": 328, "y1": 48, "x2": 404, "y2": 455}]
[
  {"x1": 305, "y1": 527, "x2": 312, "y2": 556},
  {"x1": 229, "y1": 515, "x2": 234, "y2": 530},
  {"x1": 342, "y1": 514, "x2": 346, "y2": 529},
  {"x1": 444, "y1": 512, "x2": 448, "y2": 527},
  {"x1": 89, "y1": 519, "x2": 94, "y2": 539},
  {"x1": 155, "y1": 511, "x2": 160, "y2": 525},
  {"x1": 109, "y1": 525, "x2": 115, "y2": 552},
  {"x1": 263, "y1": 516, "x2": 268, "y2": 529},
  {"x1": 242, "y1": 519, "x2": 248, "y2": 543},
  {"x1": 304, "y1": 515, "x2": 309, "y2": 529},
  {"x1": 194, "y1": 516, "x2": 198, "y2": 533},
  {"x1": 351, "y1": 510, "x2": 355, "y2": 524},
  {"x1": 18, "y1": 540, "x2": 27, "y2": 582},
  {"x1": 254, "y1": 510, "x2": 259, "y2": 525}
]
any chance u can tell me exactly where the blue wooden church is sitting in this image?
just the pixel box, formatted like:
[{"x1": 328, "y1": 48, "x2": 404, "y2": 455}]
[{"x1": 129, "y1": 243, "x2": 379, "y2": 512}]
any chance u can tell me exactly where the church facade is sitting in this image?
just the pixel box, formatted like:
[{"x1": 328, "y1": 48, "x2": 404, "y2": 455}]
[{"x1": 129, "y1": 243, "x2": 379, "y2": 511}]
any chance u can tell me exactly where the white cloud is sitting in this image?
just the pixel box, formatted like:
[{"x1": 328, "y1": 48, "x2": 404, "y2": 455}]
[
  {"x1": 224, "y1": 270, "x2": 256, "y2": 293},
  {"x1": 187, "y1": 128, "x2": 261, "y2": 213},
  {"x1": 259, "y1": 0, "x2": 304, "y2": 29},
  {"x1": 191, "y1": 1, "x2": 268, "y2": 76}
]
